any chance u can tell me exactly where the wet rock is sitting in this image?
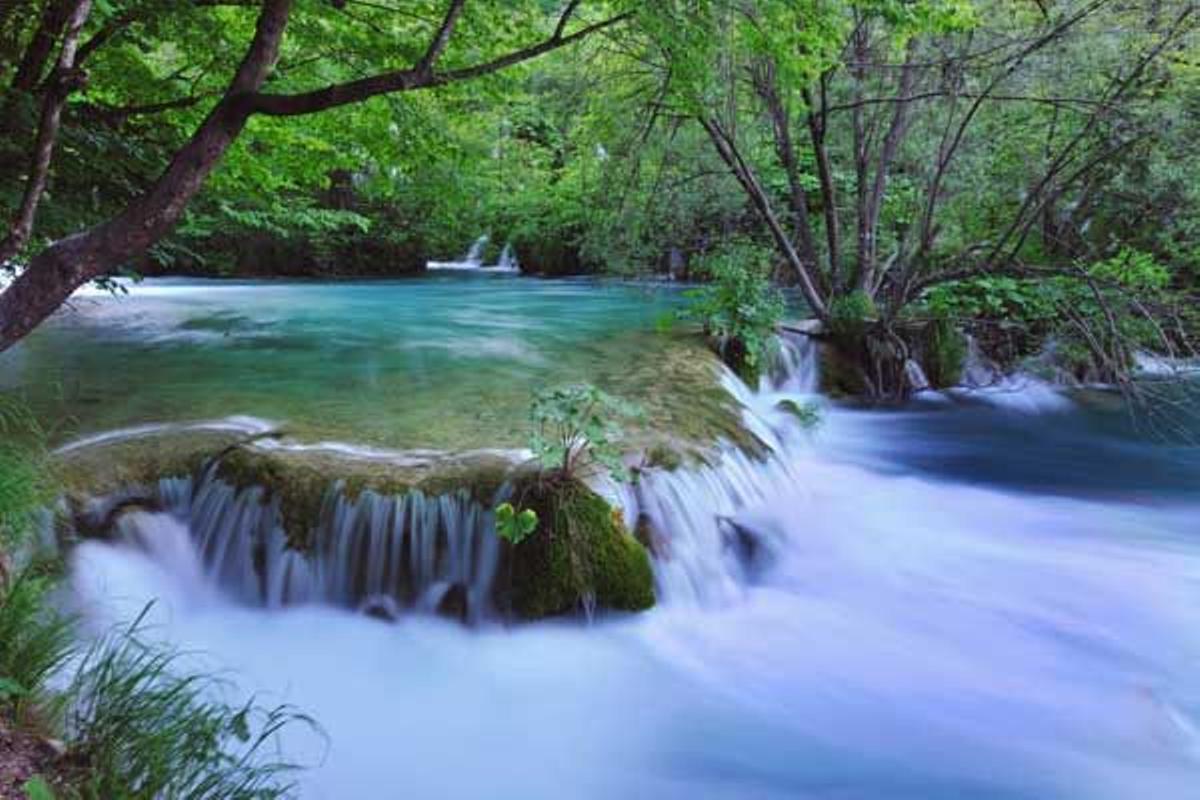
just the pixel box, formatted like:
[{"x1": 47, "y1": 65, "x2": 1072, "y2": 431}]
[
  {"x1": 501, "y1": 477, "x2": 655, "y2": 620},
  {"x1": 435, "y1": 583, "x2": 470, "y2": 624}
]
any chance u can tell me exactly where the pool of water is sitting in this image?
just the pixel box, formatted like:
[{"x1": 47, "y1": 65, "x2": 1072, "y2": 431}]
[{"x1": 1, "y1": 275, "x2": 687, "y2": 449}]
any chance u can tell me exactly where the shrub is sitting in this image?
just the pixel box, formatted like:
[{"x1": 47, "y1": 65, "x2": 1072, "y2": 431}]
[
  {"x1": 529, "y1": 384, "x2": 641, "y2": 482},
  {"x1": 681, "y1": 241, "x2": 785, "y2": 379}
]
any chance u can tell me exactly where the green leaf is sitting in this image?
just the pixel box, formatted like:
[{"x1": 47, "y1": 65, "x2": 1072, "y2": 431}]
[
  {"x1": 0, "y1": 677, "x2": 28, "y2": 701},
  {"x1": 22, "y1": 776, "x2": 56, "y2": 800}
]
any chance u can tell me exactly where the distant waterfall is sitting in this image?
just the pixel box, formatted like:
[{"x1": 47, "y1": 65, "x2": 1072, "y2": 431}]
[
  {"x1": 426, "y1": 235, "x2": 520, "y2": 273},
  {"x1": 496, "y1": 243, "x2": 519, "y2": 272},
  {"x1": 464, "y1": 235, "x2": 489, "y2": 265},
  {"x1": 118, "y1": 472, "x2": 501, "y2": 623}
]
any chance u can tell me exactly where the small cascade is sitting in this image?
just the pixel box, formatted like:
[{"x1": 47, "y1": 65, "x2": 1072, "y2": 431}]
[
  {"x1": 464, "y1": 234, "x2": 489, "y2": 265},
  {"x1": 760, "y1": 332, "x2": 820, "y2": 394},
  {"x1": 953, "y1": 335, "x2": 1072, "y2": 413},
  {"x1": 903, "y1": 358, "x2": 931, "y2": 393},
  {"x1": 116, "y1": 471, "x2": 501, "y2": 623},
  {"x1": 496, "y1": 243, "x2": 520, "y2": 272},
  {"x1": 634, "y1": 332, "x2": 821, "y2": 608},
  {"x1": 426, "y1": 235, "x2": 520, "y2": 273}
]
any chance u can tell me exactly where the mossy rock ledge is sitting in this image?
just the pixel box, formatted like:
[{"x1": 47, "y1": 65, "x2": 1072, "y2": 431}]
[
  {"x1": 500, "y1": 476, "x2": 655, "y2": 620},
  {"x1": 52, "y1": 428, "x2": 519, "y2": 548}
]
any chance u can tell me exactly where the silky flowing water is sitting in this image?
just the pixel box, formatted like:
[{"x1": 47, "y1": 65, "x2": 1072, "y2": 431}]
[{"x1": 9, "y1": 276, "x2": 1200, "y2": 798}]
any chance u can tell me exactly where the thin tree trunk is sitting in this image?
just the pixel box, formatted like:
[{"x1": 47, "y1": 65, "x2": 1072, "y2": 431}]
[
  {"x1": 0, "y1": 0, "x2": 92, "y2": 265},
  {"x1": 803, "y1": 76, "x2": 842, "y2": 289},
  {"x1": 699, "y1": 116, "x2": 828, "y2": 319},
  {"x1": 752, "y1": 59, "x2": 823, "y2": 290},
  {"x1": 0, "y1": 0, "x2": 293, "y2": 350},
  {"x1": 10, "y1": 0, "x2": 72, "y2": 91},
  {"x1": 857, "y1": 40, "x2": 919, "y2": 294}
]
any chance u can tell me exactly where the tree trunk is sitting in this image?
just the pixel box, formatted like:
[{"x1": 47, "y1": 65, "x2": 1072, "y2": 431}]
[
  {"x1": 0, "y1": 0, "x2": 93, "y2": 265},
  {"x1": 0, "y1": 0, "x2": 292, "y2": 352}
]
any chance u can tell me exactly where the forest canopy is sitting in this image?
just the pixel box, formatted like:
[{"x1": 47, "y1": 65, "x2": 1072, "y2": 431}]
[{"x1": 1, "y1": 0, "x2": 1198, "y2": 389}]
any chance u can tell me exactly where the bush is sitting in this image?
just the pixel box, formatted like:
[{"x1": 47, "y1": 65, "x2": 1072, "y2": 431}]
[
  {"x1": 530, "y1": 384, "x2": 641, "y2": 482},
  {"x1": 681, "y1": 242, "x2": 785, "y2": 380},
  {"x1": 828, "y1": 290, "x2": 879, "y2": 339}
]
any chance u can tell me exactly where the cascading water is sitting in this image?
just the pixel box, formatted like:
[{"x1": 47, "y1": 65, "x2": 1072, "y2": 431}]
[
  {"x1": 496, "y1": 243, "x2": 519, "y2": 272},
  {"x1": 426, "y1": 235, "x2": 519, "y2": 272},
  {"x1": 464, "y1": 235, "x2": 489, "y2": 265},
  {"x1": 113, "y1": 470, "x2": 501, "y2": 624},
  {"x1": 66, "y1": 328, "x2": 1200, "y2": 798}
]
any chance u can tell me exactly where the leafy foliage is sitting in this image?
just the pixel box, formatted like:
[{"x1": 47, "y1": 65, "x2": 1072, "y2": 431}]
[
  {"x1": 681, "y1": 241, "x2": 785, "y2": 374},
  {"x1": 530, "y1": 384, "x2": 641, "y2": 482},
  {"x1": 495, "y1": 502, "x2": 538, "y2": 546},
  {"x1": 0, "y1": 573, "x2": 74, "y2": 725}
]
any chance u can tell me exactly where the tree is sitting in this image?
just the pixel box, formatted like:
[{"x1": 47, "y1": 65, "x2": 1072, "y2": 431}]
[
  {"x1": 0, "y1": 0, "x2": 630, "y2": 352},
  {"x1": 639, "y1": 0, "x2": 1199, "y2": 395}
]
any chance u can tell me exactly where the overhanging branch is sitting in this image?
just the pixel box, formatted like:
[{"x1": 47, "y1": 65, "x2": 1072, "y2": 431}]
[{"x1": 249, "y1": 9, "x2": 631, "y2": 117}]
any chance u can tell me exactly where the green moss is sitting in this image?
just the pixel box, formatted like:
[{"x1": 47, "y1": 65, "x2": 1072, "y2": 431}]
[
  {"x1": 506, "y1": 477, "x2": 654, "y2": 619},
  {"x1": 828, "y1": 291, "x2": 878, "y2": 339},
  {"x1": 53, "y1": 430, "x2": 243, "y2": 499},
  {"x1": 925, "y1": 318, "x2": 967, "y2": 388},
  {"x1": 618, "y1": 332, "x2": 768, "y2": 459},
  {"x1": 644, "y1": 443, "x2": 684, "y2": 471}
]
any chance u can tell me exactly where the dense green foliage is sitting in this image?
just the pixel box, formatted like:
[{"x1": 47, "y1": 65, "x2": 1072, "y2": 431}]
[
  {"x1": 2, "y1": 0, "x2": 1198, "y2": 385},
  {"x1": 681, "y1": 241, "x2": 785, "y2": 378}
]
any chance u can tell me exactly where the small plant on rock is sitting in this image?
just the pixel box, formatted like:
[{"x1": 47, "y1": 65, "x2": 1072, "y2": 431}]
[{"x1": 530, "y1": 384, "x2": 641, "y2": 483}]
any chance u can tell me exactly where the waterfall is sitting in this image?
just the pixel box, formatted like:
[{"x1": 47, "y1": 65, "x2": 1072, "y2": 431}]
[
  {"x1": 116, "y1": 472, "x2": 501, "y2": 623},
  {"x1": 464, "y1": 235, "x2": 489, "y2": 265},
  {"x1": 633, "y1": 332, "x2": 822, "y2": 608},
  {"x1": 496, "y1": 243, "x2": 519, "y2": 272},
  {"x1": 426, "y1": 235, "x2": 521, "y2": 273},
  {"x1": 951, "y1": 335, "x2": 1072, "y2": 412}
]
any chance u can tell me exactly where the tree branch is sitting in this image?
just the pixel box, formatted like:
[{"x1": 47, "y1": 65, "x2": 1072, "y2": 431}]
[
  {"x1": 249, "y1": 9, "x2": 631, "y2": 116},
  {"x1": 415, "y1": 0, "x2": 465, "y2": 74},
  {"x1": 0, "y1": 0, "x2": 92, "y2": 266}
]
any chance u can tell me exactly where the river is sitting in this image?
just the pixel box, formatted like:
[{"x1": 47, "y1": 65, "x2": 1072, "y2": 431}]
[{"x1": 7, "y1": 275, "x2": 1199, "y2": 798}]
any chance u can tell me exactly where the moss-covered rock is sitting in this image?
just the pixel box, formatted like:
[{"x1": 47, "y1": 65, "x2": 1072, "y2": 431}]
[
  {"x1": 53, "y1": 429, "x2": 518, "y2": 549},
  {"x1": 502, "y1": 477, "x2": 654, "y2": 619},
  {"x1": 53, "y1": 429, "x2": 245, "y2": 499}
]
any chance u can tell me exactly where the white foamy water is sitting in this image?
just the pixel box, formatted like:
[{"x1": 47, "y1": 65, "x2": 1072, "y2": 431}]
[{"x1": 66, "y1": 337, "x2": 1200, "y2": 799}]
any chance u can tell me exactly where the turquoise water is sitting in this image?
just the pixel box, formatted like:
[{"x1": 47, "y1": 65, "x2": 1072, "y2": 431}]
[{"x1": 1, "y1": 275, "x2": 688, "y2": 448}]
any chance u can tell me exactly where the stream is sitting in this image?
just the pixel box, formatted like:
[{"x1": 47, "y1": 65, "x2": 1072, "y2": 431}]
[{"x1": 7, "y1": 276, "x2": 1200, "y2": 798}]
